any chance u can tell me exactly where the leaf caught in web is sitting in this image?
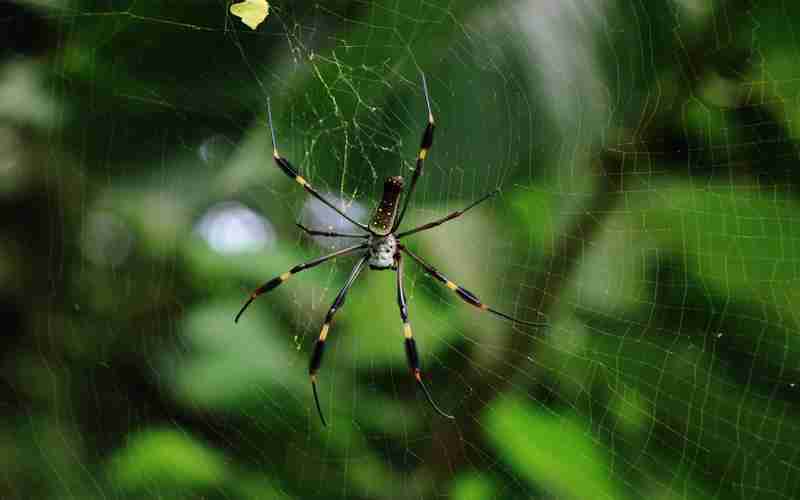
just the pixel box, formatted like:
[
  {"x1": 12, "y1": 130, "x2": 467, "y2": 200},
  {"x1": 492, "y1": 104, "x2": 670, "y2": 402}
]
[{"x1": 229, "y1": 0, "x2": 270, "y2": 30}]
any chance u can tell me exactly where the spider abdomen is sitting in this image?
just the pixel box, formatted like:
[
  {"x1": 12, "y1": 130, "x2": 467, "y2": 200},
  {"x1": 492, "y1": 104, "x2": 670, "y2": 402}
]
[
  {"x1": 369, "y1": 176, "x2": 404, "y2": 236},
  {"x1": 368, "y1": 234, "x2": 397, "y2": 270}
]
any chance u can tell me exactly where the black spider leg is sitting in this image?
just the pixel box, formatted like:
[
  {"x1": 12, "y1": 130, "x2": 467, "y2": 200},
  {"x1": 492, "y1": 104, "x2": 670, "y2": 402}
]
[
  {"x1": 295, "y1": 222, "x2": 369, "y2": 239},
  {"x1": 267, "y1": 98, "x2": 372, "y2": 234},
  {"x1": 396, "y1": 253, "x2": 454, "y2": 420},
  {"x1": 234, "y1": 243, "x2": 367, "y2": 323},
  {"x1": 396, "y1": 189, "x2": 500, "y2": 239},
  {"x1": 393, "y1": 72, "x2": 434, "y2": 232},
  {"x1": 309, "y1": 254, "x2": 369, "y2": 426},
  {"x1": 400, "y1": 245, "x2": 547, "y2": 327}
]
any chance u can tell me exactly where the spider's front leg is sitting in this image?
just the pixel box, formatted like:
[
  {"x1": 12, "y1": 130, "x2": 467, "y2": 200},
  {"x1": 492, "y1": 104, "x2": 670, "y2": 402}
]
[
  {"x1": 394, "y1": 72, "x2": 436, "y2": 231},
  {"x1": 395, "y1": 253, "x2": 454, "y2": 420},
  {"x1": 309, "y1": 254, "x2": 369, "y2": 426},
  {"x1": 295, "y1": 222, "x2": 368, "y2": 239},
  {"x1": 266, "y1": 99, "x2": 371, "y2": 234}
]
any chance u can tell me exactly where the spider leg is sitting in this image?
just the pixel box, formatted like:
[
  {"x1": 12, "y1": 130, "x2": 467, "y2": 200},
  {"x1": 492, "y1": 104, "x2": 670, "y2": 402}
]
[
  {"x1": 396, "y1": 189, "x2": 499, "y2": 239},
  {"x1": 267, "y1": 99, "x2": 371, "y2": 233},
  {"x1": 295, "y1": 222, "x2": 368, "y2": 239},
  {"x1": 400, "y1": 245, "x2": 547, "y2": 327},
  {"x1": 234, "y1": 243, "x2": 367, "y2": 323},
  {"x1": 309, "y1": 254, "x2": 369, "y2": 426},
  {"x1": 396, "y1": 253, "x2": 454, "y2": 420},
  {"x1": 394, "y1": 72, "x2": 435, "y2": 231}
]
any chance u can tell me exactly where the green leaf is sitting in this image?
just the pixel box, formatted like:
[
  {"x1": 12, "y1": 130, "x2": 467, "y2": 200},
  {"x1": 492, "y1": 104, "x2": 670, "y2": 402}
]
[
  {"x1": 450, "y1": 472, "x2": 496, "y2": 500},
  {"x1": 485, "y1": 397, "x2": 620, "y2": 500},
  {"x1": 643, "y1": 183, "x2": 800, "y2": 309},
  {"x1": 168, "y1": 299, "x2": 301, "y2": 411},
  {"x1": 107, "y1": 428, "x2": 229, "y2": 492},
  {"x1": 507, "y1": 188, "x2": 556, "y2": 251}
]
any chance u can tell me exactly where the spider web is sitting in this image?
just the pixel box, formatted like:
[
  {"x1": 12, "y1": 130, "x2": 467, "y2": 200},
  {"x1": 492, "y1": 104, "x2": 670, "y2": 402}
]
[{"x1": 4, "y1": 0, "x2": 800, "y2": 499}]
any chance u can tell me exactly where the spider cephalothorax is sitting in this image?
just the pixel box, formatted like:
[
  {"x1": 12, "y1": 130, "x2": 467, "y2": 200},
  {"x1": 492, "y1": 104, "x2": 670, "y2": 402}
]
[
  {"x1": 234, "y1": 73, "x2": 546, "y2": 426},
  {"x1": 368, "y1": 233, "x2": 398, "y2": 270}
]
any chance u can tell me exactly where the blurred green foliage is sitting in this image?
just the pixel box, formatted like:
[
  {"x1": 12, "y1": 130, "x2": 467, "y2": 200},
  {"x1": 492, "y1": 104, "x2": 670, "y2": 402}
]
[{"x1": 2, "y1": 0, "x2": 800, "y2": 499}]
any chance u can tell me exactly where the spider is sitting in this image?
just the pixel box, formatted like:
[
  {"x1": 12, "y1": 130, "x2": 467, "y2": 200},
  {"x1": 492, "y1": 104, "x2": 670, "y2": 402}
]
[{"x1": 235, "y1": 74, "x2": 545, "y2": 426}]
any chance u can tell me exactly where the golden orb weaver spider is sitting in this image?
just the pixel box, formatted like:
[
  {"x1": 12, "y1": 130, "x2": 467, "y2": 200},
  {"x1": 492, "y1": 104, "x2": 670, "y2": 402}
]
[{"x1": 235, "y1": 73, "x2": 546, "y2": 426}]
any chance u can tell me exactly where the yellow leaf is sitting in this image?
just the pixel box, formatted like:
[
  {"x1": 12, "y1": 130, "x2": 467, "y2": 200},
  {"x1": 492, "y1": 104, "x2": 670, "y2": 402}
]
[{"x1": 230, "y1": 0, "x2": 270, "y2": 30}]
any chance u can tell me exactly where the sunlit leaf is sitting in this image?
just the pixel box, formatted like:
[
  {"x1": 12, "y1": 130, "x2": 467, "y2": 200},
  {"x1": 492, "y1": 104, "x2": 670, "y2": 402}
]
[
  {"x1": 107, "y1": 428, "x2": 229, "y2": 492},
  {"x1": 643, "y1": 183, "x2": 800, "y2": 306},
  {"x1": 450, "y1": 472, "x2": 496, "y2": 500},
  {"x1": 485, "y1": 397, "x2": 619, "y2": 500},
  {"x1": 230, "y1": 0, "x2": 270, "y2": 30}
]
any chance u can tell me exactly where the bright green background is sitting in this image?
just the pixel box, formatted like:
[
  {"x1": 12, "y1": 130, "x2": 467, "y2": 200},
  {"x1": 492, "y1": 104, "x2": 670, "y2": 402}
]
[{"x1": 2, "y1": 0, "x2": 800, "y2": 499}]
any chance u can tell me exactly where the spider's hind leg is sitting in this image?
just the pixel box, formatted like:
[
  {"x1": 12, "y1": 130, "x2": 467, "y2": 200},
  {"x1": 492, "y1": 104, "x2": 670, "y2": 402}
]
[
  {"x1": 235, "y1": 243, "x2": 367, "y2": 323},
  {"x1": 309, "y1": 254, "x2": 369, "y2": 426},
  {"x1": 395, "y1": 253, "x2": 454, "y2": 420},
  {"x1": 400, "y1": 245, "x2": 547, "y2": 328}
]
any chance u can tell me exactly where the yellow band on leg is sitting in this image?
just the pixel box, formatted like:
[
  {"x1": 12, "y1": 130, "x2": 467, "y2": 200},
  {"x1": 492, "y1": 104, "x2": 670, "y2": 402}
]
[{"x1": 320, "y1": 323, "x2": 330, "y2": 341}]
